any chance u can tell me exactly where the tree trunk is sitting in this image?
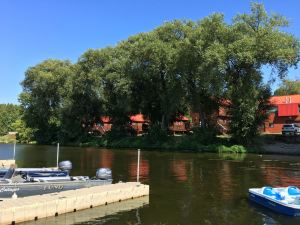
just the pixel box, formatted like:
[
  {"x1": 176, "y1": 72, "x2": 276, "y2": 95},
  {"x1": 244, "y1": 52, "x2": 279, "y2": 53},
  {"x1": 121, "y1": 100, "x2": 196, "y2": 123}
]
[
  {"x1": 198, "y1": 105, "x2": 206, "y2": 128},
  {"x1": 161, "y1": 114, "x2": 166, "y2": 130}
]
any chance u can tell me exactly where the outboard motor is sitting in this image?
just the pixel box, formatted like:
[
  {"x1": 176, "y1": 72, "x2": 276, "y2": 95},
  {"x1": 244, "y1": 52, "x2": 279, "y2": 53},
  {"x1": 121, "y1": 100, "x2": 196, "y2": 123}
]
[
  {"x1": 4, "y1": 166, "x2": 15, "y2": 179},
  {"x1": 58, "y1": 160, "x2": 72, "y2": 172},
  {"x1": 96, "y1": 168, "x2": 112, "y2": 180}
]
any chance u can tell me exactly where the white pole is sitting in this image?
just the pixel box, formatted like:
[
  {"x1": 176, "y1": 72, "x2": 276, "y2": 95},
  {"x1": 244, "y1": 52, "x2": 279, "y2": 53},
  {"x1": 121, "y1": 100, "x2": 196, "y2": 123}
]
[
  {"x1": 13, "y1": 141, "x2": 16, "y2": 160},
  {"x1": 56, "y1": 143, "x2": 60, "y2": 168},
  {"x1": 137, "y1": 149, "x2": 140, "y2": 182}
]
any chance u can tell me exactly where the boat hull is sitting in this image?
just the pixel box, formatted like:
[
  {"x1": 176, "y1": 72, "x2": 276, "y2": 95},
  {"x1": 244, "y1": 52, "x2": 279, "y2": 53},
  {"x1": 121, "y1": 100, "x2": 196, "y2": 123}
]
[
  {"x1": 249, "y1": 190, "x2": 300, "y2": 216},
  {"x1": 0, "y1": 179, "x2": 112, "y2": 199}
]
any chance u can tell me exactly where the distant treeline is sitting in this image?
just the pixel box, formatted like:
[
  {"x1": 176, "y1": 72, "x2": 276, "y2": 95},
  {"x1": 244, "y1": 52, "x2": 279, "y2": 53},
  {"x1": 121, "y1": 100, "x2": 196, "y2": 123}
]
[
  {"x1": 14, "y1": 3, "x2": 300, "y2": 144},
  {"x1": 0, "y1": 104, "x2": 20, "y2": 136}
]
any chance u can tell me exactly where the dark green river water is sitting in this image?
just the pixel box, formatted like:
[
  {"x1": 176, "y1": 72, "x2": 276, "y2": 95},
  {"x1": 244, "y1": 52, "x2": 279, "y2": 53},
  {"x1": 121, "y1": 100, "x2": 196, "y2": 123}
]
[{"x1": 1, "y1": 143, "x2": 300, "y2": 225}]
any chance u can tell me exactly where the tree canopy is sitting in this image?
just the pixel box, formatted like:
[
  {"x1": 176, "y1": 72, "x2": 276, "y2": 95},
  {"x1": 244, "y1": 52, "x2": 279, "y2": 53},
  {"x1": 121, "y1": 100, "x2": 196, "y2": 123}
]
[
  {"x1": 274, "y1": 79, "x2": 300, "y2": 96},
  {"x1": 18, "y1": 3, "x2": 300, "y2": 144}
]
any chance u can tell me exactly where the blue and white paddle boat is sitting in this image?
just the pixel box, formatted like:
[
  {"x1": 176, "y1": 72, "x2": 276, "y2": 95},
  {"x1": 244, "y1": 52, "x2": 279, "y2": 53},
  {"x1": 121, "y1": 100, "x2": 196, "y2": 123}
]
[{"x1": 249, "y1": 186, "x2": 300, "y2": 216}]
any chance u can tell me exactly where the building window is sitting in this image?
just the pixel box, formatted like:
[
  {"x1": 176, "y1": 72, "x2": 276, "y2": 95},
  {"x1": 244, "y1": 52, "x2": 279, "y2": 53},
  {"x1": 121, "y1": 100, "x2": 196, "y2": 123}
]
[{"x1": 269, "y1": 123, "x2": 274, "y2": 128}]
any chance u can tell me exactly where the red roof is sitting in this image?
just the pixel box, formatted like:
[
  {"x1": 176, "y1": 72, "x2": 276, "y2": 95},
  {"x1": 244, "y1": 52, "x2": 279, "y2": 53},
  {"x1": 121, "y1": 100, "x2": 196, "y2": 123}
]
[
  {"x1": 101, "y1": 116, "x2": 111, "y2": 123},
  {"x1": 175, "y1": 115, "x2": 190, "y2": 121},
  {"x1": 270, "y1": 94, "x2": 300, "y2": 105},
  {"x1": 130, "y1": 114, "x2": 149, "y2": 123},
  {"x1": 278, "y1": 103, "x2": 299, "y2": 117}
]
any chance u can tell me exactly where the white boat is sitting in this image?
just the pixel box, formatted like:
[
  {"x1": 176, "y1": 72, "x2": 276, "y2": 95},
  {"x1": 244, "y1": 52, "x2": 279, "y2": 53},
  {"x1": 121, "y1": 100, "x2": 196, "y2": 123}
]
[
  {"x1": 0, "y1": 161, "x2": 112, "y2": 198},
  {"x1": 249, "y1": 186, "x2": 300, "y2": 216}
]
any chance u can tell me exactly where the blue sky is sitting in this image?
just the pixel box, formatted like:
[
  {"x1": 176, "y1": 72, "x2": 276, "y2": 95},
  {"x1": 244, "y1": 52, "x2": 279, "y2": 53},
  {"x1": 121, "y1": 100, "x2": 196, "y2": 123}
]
[{"x1": 1, "y1": 0, "x2": 299, "y2": 104}]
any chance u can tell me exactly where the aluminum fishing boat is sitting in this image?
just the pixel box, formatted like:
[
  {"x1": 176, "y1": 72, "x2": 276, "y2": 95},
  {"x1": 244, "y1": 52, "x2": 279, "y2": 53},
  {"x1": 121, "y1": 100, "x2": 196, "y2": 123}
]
[
  {"x1": 0, "y1": 161, "x2": 112, "y2": 198},
  {"x1": 249, "y1": 186, "x2": 300, "y2": 216}
]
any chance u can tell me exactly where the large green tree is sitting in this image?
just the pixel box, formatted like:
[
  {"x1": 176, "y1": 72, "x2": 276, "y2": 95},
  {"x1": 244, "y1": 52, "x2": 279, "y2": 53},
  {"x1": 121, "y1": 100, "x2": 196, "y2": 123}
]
[
  {"x1": 18, "y1": 3, "x2": 300, "y2": 145},
  {"x1": 226, "y1": 3, "x2": 300, "y2": 143},
  {"x1": 20, "y1": 59, "x2": 72, "y2": 144},
  {"x1": 274, "y1": 79, "x2": 300, "y2": 95},
  {"x1": 177, "y1": 15, "x2": 227, "y2": 127},
  {"x1": 60, "y1": 49, "x2": 108, "y2": 142},
  {"x1": 125, "y1": 23, "x2": 188, "y2": 129}
]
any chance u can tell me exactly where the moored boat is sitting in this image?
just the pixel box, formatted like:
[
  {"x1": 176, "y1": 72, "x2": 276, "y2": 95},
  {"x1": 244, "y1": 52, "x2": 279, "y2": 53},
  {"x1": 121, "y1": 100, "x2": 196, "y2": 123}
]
[
  {"x1": 0, "y1": 161, "x2": 112, "y2": 198},
  {"x1": 249, "y1": 186, "x2": 300, "y2": 216}
]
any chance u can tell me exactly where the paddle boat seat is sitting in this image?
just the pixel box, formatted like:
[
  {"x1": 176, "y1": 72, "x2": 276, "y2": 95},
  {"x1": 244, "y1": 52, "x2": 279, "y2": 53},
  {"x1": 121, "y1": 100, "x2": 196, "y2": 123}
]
[
  {"x1": 287, "y1": 186, "x2": 300, "y2": 196},
  {"x1": 262, "y1": 186, "x2": 284, "y2": 200}
]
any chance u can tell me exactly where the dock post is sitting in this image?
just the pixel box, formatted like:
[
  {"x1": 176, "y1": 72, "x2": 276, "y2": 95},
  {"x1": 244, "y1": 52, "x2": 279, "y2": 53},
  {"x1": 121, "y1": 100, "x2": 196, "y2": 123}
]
[
  {"x1": 13, "y1": 141, "x2": 16, "y2": 160},
  {"x1": 56, "y1": 143, "x2": 60, "y2": 168},
  {"x1": 137, "y1": 149, "x2": 140, "y2": 182}
]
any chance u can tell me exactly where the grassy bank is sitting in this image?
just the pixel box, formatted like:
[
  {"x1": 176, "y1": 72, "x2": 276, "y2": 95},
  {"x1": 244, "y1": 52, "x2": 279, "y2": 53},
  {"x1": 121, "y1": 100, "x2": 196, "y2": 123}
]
[
  {"x1": 81, "y1": 135, "x2": 261, "y2": 154},
  {"x1": 0, "y1": 134, "x2": 16, "y2": 143}
]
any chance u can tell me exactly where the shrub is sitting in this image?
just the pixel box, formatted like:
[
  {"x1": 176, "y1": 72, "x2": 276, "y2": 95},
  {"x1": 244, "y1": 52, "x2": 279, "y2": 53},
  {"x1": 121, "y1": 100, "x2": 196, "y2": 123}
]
[
  {"x1": 190, "y1": 126, "x2": 217, "y2": 144},
  {"x1": 145, "y1": 124, "x2": 168, "y2": 143}
]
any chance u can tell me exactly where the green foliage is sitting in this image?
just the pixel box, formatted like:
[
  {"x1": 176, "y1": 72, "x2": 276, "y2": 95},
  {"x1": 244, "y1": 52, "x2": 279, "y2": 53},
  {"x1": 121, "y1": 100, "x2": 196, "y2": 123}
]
[
  {"x1": 11, "y1": 119, "x2": 36, "y2": 143},
  {"x1": 216, "y1": 145, "x2": 247, "y2": 153},
  {"x1": 103, "y1": 125, "x2": 137, "y2": 141},
  {"x1": 83, "y1": 135, "x2": 248, "y2": 153},
  {"x1": 125, "y1": 25, "x2": 188, "y2": 128},
  {"x1": 177, "y1": 14, "x2": 227, "y2": 126},
  {"x1": 0, "y1": 104, "x2": 20, "y2": 136},
  {"x1": 229, "y1": 83, "x2": 272, "y2": 144},
  {"x1": 20, "y1": 59, "x2": 72, "y2": 144},
  {"x1": 18, "y1": 3, "x2": 300, "y2": 145},
  {"x1": 274, "y1": 79, "x2": 300, "y2": 95},
  {"x1": 226, "y1": 3, "x2": 299, "y2": 143},
  {"x1": 145, "y1": 124, "x2": 168, "y2": 143},
  {"x1": 190, "y1": 127, "x2": 217, "y2": 145},
  {"x1": 0, "y1": 134, "x2": 16, "y2": 143}
]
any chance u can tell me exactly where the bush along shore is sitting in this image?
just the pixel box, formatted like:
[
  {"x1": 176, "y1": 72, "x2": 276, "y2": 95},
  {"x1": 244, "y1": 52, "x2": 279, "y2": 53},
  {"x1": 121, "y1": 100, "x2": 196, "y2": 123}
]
[
  {"x1": 0, "y1": 134, "x2": 16, "y2": 143},
  {"x1": 80, "y1": 133, "x2": 300, "y2": 155},
  {"x1": 79, "y1": 135, "x2": 261, "y2": 154}
]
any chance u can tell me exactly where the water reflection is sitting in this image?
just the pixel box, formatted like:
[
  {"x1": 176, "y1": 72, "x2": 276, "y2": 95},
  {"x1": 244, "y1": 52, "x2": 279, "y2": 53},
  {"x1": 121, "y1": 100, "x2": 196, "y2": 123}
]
[
  {"x1": 262, "y1": 165, "x2": 300, "y2": 187},
  {"x1": 129, "y1": 159, "x2": 149, "y2": 182},
  {"x1": 171, "y1": 160, "x2": 188, "y2": 182},
  {"x1": 20, "y1": 196, "x2": 149, "y2": 225},
  {"x1": 1, "y1": 144, "x2": 300, "y2": 224},
  {"x1": 219, "y1": 161, "x2": 234, "y2": 200},
  {"x1": 249, "y1": 202, "x2": 300, "y2": 225}
]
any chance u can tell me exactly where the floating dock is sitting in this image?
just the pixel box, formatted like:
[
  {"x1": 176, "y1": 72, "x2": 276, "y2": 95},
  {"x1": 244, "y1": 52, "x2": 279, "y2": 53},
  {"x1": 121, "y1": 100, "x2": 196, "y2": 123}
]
[
  {"x1": 0, "y1": 182, "x2": 149, "y2": 225},
  {"x1": 0, "y1": 160, "x2": 15, "y2": 168},
  {"x1": 20, "y1": 196, "x2": 149, "y2": 225}
]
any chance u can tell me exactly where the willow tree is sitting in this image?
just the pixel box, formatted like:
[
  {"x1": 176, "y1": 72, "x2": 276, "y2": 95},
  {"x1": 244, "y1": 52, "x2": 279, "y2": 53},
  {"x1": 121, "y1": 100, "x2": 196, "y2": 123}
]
[
  {"x1": 226, "y1": 3, "x2": 300, "y2": 143},
  {"x1": 177, "y1": 14, "x2": 227, "y2": 128},
  {"x1": 97, "y1": 45, "x2": 132, "y2": 129},
  {"x1": 19, "y1": 59, "x2": 72, "y2": 143},
  {"x1": 61, "y1": 48, "x2": 110, "y2": 142},
  {"x1": 125, "y1": 22, "x2": 188, "y2": 130}
]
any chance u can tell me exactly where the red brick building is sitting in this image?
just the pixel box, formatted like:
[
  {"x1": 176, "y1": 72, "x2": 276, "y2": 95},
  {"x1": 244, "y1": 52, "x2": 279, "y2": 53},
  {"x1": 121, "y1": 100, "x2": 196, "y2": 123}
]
[
  {"x1": 263, "y1": 94, "x2": 300, "y2": 133},
  {"x1": 189, "y1": 95, "x2": 300, "y2": 134},
  {"x1": 169, "y1": 115, "x2": 191, "y2": 134},
  {"x1": 92, "y1": 116, "x2": 113, "y2": 135},
  {"x1": 130, "y1": 114, "x2": 149, "y2": 135}
]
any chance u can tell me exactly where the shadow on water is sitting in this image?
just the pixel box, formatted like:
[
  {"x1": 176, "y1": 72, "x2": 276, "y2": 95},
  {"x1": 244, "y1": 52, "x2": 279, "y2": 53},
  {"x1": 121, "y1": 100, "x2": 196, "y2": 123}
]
[
  {"x1": 249, "y1": 201, "x2": 300, "y2": 225},
  {"x1": 20, "y1": 196, "x2": 149, "y2": 225}
]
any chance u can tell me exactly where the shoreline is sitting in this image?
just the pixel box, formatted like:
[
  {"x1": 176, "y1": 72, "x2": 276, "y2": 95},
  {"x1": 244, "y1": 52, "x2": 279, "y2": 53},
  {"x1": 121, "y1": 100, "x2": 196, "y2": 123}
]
[
  {"x1": 2, "y1": 136, "x2": 300, "y2": 155},
  {"x1": 262, "y1": 142, "x2": 300, "y2": 155}
]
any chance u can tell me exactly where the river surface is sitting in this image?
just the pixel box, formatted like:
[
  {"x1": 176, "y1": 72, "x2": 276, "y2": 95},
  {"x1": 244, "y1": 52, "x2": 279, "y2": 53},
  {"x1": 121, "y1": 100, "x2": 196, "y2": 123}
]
[{"x1": 1, "y1": 143, "x2": 300, "y2": 225}]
